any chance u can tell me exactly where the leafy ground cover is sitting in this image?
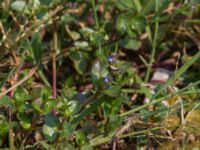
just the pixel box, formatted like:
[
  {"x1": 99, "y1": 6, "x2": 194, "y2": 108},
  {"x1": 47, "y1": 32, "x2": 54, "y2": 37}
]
[{"x1": 0, "y1": 0, "x2": 200, "y2": 149}]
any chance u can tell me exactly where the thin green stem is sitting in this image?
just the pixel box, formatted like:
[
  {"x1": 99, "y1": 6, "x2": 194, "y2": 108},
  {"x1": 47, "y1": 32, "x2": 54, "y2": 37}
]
[
  {"x1": 119, "y1": 126, "x2": 164, "y2": 139},
  {"x1": 38, "y1": 70, "x2": 51, "y2": 87},
  {"x1": 119, "y1": 96, "x2": 165, "y2": 117},
  {"x1": 91, "y1": 0, "x2": 99, "y2": 29},
  {"x1": 89, "y1": 126, "x2": 165, "y2": 146},
  {"x1": 145, "y1": 0, "x2": 159, "y2": 82},
  {"x1": 119, "y1": 89, "x2": 200, "y2": 117},
  {"x1": 134, "y1": 0, "x2": 142, "y2": 11},
  {"x1": 154, "y1": 50, "x2": 200, "y2": 98}
]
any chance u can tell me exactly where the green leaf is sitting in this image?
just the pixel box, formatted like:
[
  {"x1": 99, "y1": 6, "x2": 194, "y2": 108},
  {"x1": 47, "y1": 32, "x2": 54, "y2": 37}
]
[
  {"x1": 79, "y1": 28, "x2": 95, "y2": 40},
  {"x1": 14, "y1": 88, "x2": 30, "y2": 102},
  {"x1": 61, "y1": 13, "x2": 77, "y2": 24},
  {"x1": 116, "y1": 15, "x2": 127, "y2": 33},
  {"x1": 62, "y1": 122, "x2": 75, "y2": 137},
  {"x1": 37, "y1": 141, "x2": 51, "y2": 150},
  {"x1": 11, "y1": 0, "x2": 28, "y2": 13},
  {"x1": 43, "y1": 113, "x2": 60, "y2": 142},
  {"x1": 107, "y1": 115, "x2": 122, "y2": 130},
  {"x1": 67, "y1": 100, "x2": 81, "y2": 115},
  {"x1": 151, "y1": 0, "x2": 170, "y2": 23},
  {"x1": 128, "y1": 16, "x2": 147, "y2": 32},
  {"x1": 17, "y1": 112, "x2": 31, "y2": 129},
  {"x1": 43, "y1": 124, "x2": 57, "y2": 142},
  {"x1": 0, "y1": 95, "x2": 11, "y2": 107},
  {"x1": 74, "y1": 41, "x2": 89, "y2": 49},
  {"x1": 91, "y1": 60, "x2": 108, "y2": 82},
  {"x1": 44, "y1": 112, "x2": 60, "y2": 127},
  {"x1": 141, "y1": 0, "x2": 155, "y2": 15},
  {"x1": 41, "y1": 0, "x2": 53, "y2": 5},
  {"x1": 0, "y1": 67, "x2": 16, "y2": 89},
  {"x1": 30, "y1": 87, "x2": 42, "y2": 100},
  {"x1": 18, "y1": 103, "x2": 32, "y2": 112},
  {"x1": 116, "y1": 0, "x2": 136, "y2": 11},
  {"x1": 140, "y1": 86, "x2": 152, "y2": 99},
  {"x1": 31, "y1": 33, "x2": 42, "y2": 62},
  {"x1": 0, "y1": 118, "x2": 17, "y2": 134},
  {"x1": 71, "y1": 96, "x2": 106, "y2": 126},
  {"x1": 69, "y1": 51, "x2": 88, "y2": 74},
  {"x1": 29, "y1": 0, "x2": 40, "y2": 11},
  {"x1": 117, "y1": 61, "x2": 132, "y2": 73},
  {"x1": 80, "y1": 145, "x2": 93, "y2": 150},
  {"x1": 120, "y1": 38, "x2": 141, "y2": 50},
  {"x1": 111, "y1": 96, "x2": 128, "y2": 113},
  {"x1": 32, "y1": 103, "x2": 44, "y2": 113},
  {"x1": 44, "y1": 99, "x2": 57, "y2": 114},
  {"x1": 103, "y1": 85, "x2": 121, "y2": 97},
  {"x1": 66, "y1": 26, "x2": 81, "y2": 41},
  {"x1": 75, "y1": 59, "x2": 87, "y2": 75},
  {"x1": 75, "y1": 130, "x2": 86, "y2": 145}
]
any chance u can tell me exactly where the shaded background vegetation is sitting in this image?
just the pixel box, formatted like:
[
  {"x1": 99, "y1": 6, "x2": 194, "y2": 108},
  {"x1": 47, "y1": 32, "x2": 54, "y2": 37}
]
[{"x1": 0, "y1": 0, "x2": 200, "y2": 149}]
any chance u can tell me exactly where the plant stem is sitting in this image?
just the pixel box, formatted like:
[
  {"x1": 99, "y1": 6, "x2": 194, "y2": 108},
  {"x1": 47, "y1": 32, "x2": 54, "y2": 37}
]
[
  {"x1": 52, "y1": 54, "x2": 56, "y2": 99},
  {"x1": 9, "y1": 62, "x2": 15, "y2": 150},
  {"x1": 52, "y1": 31, "x2": 57, "y2": 99},
  {"x1": 134, "y1": 0, "x2": 142, "y2": 11},
  {"x1": 38, "y1": 70, "x2": 51, "y2": 87},
  {"x1": 0, "y1": 64, "x2": 39, "y2": 98},
  {"x1": 89, "y1": 126, "x2": 164, "y2": 146},
  {"x1": 145, "y1": 0, "x2": 159, "y2": 82},
  {"x1": 119, "y1": 89, "x2": 200, "y2": 117},
  {"x1": 9, "y1": 92, "x2": 15, "y2": 150},
  {"x1": 91, "y1": 0, "x2": 99, "y2": 29},
  {"x1": 9, "y1": 109, "x2": 15, "y2": 150}
]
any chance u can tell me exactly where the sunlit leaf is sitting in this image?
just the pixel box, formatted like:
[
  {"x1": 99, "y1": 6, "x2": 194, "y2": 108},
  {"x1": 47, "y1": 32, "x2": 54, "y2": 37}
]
[
  {"x1": 43, "y1": 124, "x2": 57, "y2": 142},
  {"x1": 11, "y1": 0, "x2": 29, "y2": 13},
  {"x1": 116, "y1": 15, "x2": 127, "y2": 33},
  {"x1": 69, "y1": 51, "x2": 88, "y2": 74},
  {"x1": 17, "y1": 112, "x2": 31, "y2": 129},
  {"x1": 67, "y1": 100, "x2": 81, "y2": 115},
  {"x1": 74, "y1": 41, "x2": 89, "y2": 49},
  {"x1": 43, "y1": 113, "x2": 60, "y2": 142},
  {"x1": 66, "y1": 26, "x2": 81, "y2": 41},
  {"x1": 75, "y1": 130, "x2": 86, "y2": 145},
  {"x1": 91, "y1": 60, "x2": 108, "y2": 82}
]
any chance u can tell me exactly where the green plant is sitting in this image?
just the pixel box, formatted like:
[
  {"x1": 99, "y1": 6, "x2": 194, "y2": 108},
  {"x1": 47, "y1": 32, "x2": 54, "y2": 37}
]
[{"x1": 0, "y1": 0, "x2": 200, "y2": 149}]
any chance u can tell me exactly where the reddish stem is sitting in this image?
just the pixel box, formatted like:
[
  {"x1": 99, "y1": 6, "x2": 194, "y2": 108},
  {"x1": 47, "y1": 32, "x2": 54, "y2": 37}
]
[{"x1": 52, "y1": 54, "x2": 57, "y2": 99}]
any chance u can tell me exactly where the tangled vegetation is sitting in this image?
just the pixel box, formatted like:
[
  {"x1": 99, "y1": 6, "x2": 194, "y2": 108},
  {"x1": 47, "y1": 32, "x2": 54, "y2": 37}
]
[{"x1": 0, "y1": 0, "x2": 200, "y2": 149}]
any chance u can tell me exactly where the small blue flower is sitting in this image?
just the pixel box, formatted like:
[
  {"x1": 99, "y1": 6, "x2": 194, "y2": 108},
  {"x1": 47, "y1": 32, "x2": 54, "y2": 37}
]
[
  {"x1": 108, "y1": 56, "x2": 115, "y2": 63},
  {"x1": 104, "y1": 76, "x2": 110, "y2": 83}
]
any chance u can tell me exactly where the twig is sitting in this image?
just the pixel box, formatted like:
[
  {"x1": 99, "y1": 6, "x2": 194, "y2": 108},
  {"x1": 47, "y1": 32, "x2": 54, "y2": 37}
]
[
  {"x1": 52, "y1": 23, "x2": 58, "y2": 99},
  {"x1": 52, "y1": 50, "x2": 57, "y2": 99},
  {"x1": 0, "y1": 63, "x2": 39, "y2": 99}
]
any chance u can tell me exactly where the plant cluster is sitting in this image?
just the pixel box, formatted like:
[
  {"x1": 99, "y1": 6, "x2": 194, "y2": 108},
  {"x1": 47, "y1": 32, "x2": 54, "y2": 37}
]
[{"x1": 0, "y1": 0, "x2": 200, "y2": 149}]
